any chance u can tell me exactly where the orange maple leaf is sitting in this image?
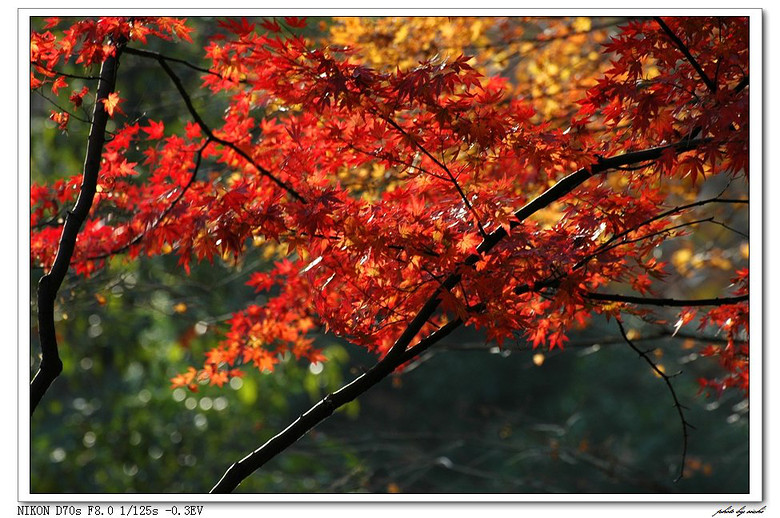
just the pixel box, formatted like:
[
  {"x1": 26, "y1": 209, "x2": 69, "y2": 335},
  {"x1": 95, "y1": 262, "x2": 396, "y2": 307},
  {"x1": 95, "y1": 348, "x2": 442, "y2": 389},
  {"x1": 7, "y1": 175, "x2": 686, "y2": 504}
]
[{"x1": 101, "y1": 92, "x2": 124, "y2": 118}]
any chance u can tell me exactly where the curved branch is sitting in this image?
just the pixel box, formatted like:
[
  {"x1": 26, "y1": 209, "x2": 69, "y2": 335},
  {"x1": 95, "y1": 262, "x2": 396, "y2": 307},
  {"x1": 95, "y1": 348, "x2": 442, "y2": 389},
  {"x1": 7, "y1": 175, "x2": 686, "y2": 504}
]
[
  {"x1": 615, "y1": 318, "x2": 693, "y2": 482},
  {"x1": 614, "y1": 197, "x2": 746, "y2": 243},
  {"x1": 31, "y1": 42, "x2": 125, "y2": 416},
  {"x1": 468, "y1": 18, "x2": 628, "y2": 51},
  {"x1": 123, "y1": 46, "x2": 230, "y2": 78},
  {"x1": 388, "y1": 137, "x2": 709, "y2": 361},
  {"x1": 33, "y1": 89, "x2": 93, "y2": 126}
]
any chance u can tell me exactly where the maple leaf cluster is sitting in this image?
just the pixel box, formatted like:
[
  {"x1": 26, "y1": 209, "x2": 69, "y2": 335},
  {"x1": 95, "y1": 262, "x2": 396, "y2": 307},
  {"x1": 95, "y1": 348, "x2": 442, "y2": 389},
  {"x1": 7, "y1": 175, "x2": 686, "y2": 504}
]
[
  {"x1": 696, "y1": 269, "x2": 749, "y2": 395},
  {"x1": 30, "y1": 16, "x2": 749, "y2": 398},
  {"x1": 32, "y1": 17, "x2": 193, "y2": 115}
]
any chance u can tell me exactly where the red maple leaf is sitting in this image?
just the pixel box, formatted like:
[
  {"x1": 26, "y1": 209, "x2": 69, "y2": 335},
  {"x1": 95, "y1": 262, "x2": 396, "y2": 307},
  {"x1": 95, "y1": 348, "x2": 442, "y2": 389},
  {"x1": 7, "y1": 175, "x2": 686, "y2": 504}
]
[{"x1": 142, "y1": 119, "x2": 165, "y2": 140}]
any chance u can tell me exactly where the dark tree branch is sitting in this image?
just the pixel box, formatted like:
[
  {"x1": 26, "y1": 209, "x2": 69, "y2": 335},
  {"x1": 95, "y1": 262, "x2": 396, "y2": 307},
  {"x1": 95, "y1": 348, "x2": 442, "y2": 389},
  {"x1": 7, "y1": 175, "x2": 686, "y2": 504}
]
[
  {"x1": 33, "y1": 89, "x2": 93, "y2": 126},
  {"x1": 210, "y1": 136, "x2": 711, "y2": 492},
  {"x1": 123, "y1": 46, "x2": 305, "y2": 202},
  {"x1": 210, "y1": 318, "x2": 463, "y2": 493},
  {"x1": 122, "y1": 46, "x2": 221, "y2": 77},
  {"x1": 32, "y1": 60, "x2": 103, "y2": 81},
  {"x1": 615, "y1": 318, "x2": 693, "y2": 482},
  {"x1": 734, "y1": 75, "x2": 749, "y2": 94},
  {"x1": 708, "y1": 219, "x2": 749, "y2": 239},
  {"x1": 584, "y1": 292, "x2": 749, "y2": 307},
  {"x1": 655, "y1": 17, "x2": 718, "y2": 94},
  {"x1": 31, "y1": 42, "x2": 125, "y2": 416},
  {"x1": 423, "y1": 326, "x2": 744, "y2": 353},
  {"x1": 386, "y1": 136, "x2": 708, "y2": 362}
]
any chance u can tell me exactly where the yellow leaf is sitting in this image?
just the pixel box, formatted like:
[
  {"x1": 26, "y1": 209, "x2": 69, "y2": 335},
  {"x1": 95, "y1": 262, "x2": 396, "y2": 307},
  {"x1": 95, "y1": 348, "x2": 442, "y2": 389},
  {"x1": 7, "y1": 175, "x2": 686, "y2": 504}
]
[
  {"x1": 645, "y1": 65, "x2": 661, "y2": 80},
  {"x1": 710, "y1": 252, "x2": 733, "y2": 271},
  {"x1": 672, "y1": 248, "x2": 693, "y2": 270},
  {"x1": 470, "y1": 19, "x2": 484, "y2": 41},
  {"x1": 101, "y1": 92, "x2": 124, "y2": 117},
  {"x1": 173, "y1": 302, "x2": 188, "y2": 314},
  {"x1": 393, "y1": 24, "x2": 409, "y2": 44},
  {"x1": 572, "y1": 17, "x2": 592, "y2": 32}
]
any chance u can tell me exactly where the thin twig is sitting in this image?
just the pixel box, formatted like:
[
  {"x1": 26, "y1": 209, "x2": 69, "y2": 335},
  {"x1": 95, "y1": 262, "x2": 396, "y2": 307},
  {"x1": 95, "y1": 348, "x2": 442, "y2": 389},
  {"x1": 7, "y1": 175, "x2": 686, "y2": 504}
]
[
  {"x1": 467, "y1": 18, "x2": 626, "y2": 51},
  {"x1": 33, "y1": 89, "x2": 93, "y2": 126},
  {"x1": 32, "y1": 60, "x2": 103, "y2": 81},
  {"x1": 708, "y1": 219, "x2": 749, "y2": 239},
  {"x1": 122, "y1": 46, "x2": 223, "y2": 78},
  {"x1": 85, "y1": 137, "x2": 212, "y2": 261},
  {"x1": 571, "y1": 197, "x2": 747, "y2": 273},
  {"x1": 383, "y1": 116, "x2": 488, "y2": 237},
  {"x1": 124, "y1": 46, "x2": 305, "y2": 202},
  {"x1": 615, "y1": 318, "x2": 693, "y2": 482}
]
